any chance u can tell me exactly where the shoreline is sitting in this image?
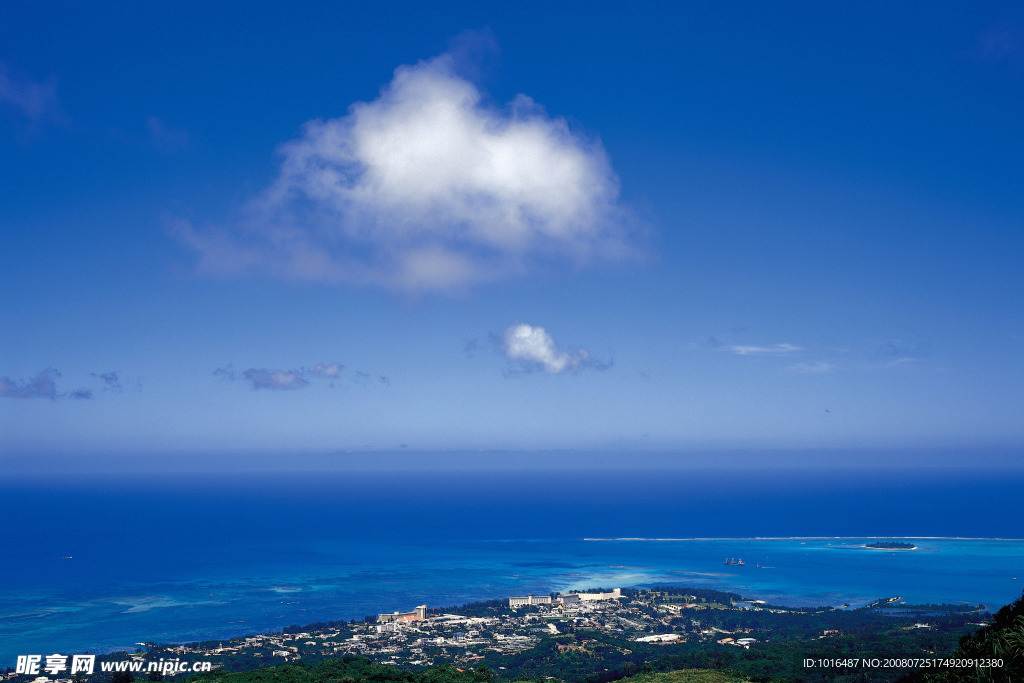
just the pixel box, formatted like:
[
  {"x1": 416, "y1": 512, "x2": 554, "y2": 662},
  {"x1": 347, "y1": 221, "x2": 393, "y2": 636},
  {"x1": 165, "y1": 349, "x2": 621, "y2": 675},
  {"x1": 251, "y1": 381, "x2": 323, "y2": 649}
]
[
  {"x1": 1, "y1": 576, "x2": 1008, "y2": 662},
  {"x1": 5, "y1": 537, "x2": 1022, "y2": 662},
  {"x1": 64, "y1": 585, "x2": 999, "y2": 661}
]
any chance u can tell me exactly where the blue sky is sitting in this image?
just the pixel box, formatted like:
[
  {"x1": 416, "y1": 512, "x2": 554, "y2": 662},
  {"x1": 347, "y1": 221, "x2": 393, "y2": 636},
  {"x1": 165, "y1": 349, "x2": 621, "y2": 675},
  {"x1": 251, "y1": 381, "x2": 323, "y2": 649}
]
[{"x1": 2, "y1": 2, "x2": 1023, "y2": 463}]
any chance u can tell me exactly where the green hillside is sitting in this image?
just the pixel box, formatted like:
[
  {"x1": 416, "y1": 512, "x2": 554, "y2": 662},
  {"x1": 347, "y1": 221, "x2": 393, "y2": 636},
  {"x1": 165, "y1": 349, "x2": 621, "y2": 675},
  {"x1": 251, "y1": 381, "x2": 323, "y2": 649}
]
[
  {"x1": 625, "y1": 670, "x2": 751, "y2": 683},
  {"x1": 900, "y1": 590, "x2": 1024, "y2": 682}
]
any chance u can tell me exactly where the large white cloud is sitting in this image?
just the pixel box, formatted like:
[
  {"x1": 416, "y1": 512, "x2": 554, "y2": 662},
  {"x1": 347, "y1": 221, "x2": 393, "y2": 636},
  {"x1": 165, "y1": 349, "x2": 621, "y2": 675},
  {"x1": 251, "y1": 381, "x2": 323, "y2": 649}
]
[
  {"x1": 174, "y1": 47, "x2": 639, "y2": 291},
  {"x1": 501, "y1": 323, "x2": 594, "y2": 374}
]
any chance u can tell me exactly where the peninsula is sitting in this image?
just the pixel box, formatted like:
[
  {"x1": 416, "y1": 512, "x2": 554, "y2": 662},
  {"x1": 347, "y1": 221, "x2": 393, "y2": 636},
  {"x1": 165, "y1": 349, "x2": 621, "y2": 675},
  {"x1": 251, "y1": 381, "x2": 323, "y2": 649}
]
[{"x1": 7, "y1": 587, "x2": 995, "y2": 683}]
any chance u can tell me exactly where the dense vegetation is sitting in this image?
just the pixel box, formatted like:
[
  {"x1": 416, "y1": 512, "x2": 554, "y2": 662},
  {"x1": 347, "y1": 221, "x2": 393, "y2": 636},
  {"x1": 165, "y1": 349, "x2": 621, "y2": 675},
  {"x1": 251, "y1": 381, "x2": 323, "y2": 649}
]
[
  {"x1": 865, "y1": 542, "x2": 917, "y2": 550},
  {"x1": 486, "y1": 623, "x2": 979, "y2": 683},
  {"x1": 191, "y1": 657, "x2": 494, "y2": 683},
  {"x1": 611, "y1": 671, "x2": 751, "y2": 683},
  {"x1": 900, "y1": 590, "x2": 1024, "y2": 682}
]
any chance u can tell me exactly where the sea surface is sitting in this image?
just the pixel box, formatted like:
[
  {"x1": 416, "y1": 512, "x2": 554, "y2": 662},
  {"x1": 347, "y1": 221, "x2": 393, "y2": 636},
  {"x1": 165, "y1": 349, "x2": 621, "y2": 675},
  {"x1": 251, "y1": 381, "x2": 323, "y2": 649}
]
[{"x1": 2, "y1": 466, "x2": 1023, "y2": 662}]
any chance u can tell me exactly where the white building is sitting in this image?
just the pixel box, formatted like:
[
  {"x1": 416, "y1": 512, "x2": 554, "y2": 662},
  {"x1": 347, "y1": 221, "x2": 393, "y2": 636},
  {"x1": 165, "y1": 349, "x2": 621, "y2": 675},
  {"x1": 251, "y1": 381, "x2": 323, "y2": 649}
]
[
  {"x1": 510, "y1": 588, "x2": 622, "y2": 608},
  {"x1": 509, "y1": 594, "x2": 553, "y2": 608},
  {"x1": 575, "y1": 588, "x2": 623, "y2": 602}
]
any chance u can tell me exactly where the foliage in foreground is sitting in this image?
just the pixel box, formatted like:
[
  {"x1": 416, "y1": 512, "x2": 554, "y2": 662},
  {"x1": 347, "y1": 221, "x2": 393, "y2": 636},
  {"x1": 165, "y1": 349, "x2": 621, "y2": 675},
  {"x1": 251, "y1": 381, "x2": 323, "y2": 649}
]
[
  {"x1": 900, "y1": 590, "x2": 1024, "y2": 682},
  {"x1": 191, "y1": 656, "x2": 493, "y2": 683},
  {"x1": 626, "y1": 671, "x2": 751, "y2": 683},
  {"x1": 188, "y1": 658, "x2": 753, "y2": 683}
]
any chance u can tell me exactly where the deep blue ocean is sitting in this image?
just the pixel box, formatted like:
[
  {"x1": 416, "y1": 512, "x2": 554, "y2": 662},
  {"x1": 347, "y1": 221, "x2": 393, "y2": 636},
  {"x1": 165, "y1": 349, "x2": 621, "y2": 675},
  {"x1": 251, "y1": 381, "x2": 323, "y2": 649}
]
[{"x1": 2, "y1": 466, "x2": 1023, "y2": 663}]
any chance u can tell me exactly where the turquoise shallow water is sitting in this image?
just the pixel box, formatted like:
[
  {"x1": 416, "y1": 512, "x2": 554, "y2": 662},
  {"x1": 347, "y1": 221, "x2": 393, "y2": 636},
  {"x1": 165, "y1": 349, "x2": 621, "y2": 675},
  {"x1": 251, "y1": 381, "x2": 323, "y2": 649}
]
[{"x1": 2, "y1": 468, "x2": 1023, "y2": 661}]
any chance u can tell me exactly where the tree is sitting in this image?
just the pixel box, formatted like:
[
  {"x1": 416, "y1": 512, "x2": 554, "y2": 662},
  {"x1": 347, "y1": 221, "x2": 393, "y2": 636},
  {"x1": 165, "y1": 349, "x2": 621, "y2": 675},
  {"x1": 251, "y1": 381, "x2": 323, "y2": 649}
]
[{"x1": 903, "y1": 591, "x2": 1024, "y2": 682}]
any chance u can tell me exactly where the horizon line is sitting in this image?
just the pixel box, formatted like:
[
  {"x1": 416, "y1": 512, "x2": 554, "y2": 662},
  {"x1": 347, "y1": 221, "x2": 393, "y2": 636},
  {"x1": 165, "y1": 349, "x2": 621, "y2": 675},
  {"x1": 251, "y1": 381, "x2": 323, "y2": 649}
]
[{"x1": 584, "y1": 536, "x2": 1024, "y2": 542}]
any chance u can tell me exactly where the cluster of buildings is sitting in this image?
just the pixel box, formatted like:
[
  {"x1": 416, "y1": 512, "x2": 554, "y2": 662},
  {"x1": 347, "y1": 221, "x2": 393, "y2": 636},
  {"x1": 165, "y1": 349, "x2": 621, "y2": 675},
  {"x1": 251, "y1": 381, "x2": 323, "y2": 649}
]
[
  {"x1": 507, "y1": 588, "x2": 623, "y2": 608},
  {"x1": 9, "y1": 587, "x2": 812, "y2": 683},
  {"x1": 377, "y1": 605, "x2": 429, "y2": 627}
]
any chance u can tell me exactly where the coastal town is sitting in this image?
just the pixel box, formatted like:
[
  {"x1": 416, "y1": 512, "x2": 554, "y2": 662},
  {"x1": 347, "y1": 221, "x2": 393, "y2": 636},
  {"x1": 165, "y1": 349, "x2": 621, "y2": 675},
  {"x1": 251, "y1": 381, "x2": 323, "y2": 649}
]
[{"x1": 5, "y1": 587, "x2": 989, "y2": 683}]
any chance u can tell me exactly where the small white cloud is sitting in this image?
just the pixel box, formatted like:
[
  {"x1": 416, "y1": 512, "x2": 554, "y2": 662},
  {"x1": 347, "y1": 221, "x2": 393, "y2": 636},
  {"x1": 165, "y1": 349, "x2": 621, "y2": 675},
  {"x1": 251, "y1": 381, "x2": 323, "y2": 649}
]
[
  {"x1": 728, "y1": 343, "x2": 801, "y2": 356},
  {"x1": 501, "y1": 323, "x2": 594, "y2": 374},
  {"x1": 310, "y1": 362, "x2": 343, "y2": 378},
  {"x1": 174, "y1": 39, "x2": 641, "y2": 292}
]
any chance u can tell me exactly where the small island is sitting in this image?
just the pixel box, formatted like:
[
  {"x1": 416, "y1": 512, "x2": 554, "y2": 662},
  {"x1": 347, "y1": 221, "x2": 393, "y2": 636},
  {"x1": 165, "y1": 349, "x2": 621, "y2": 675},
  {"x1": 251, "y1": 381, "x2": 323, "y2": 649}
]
[{"x1": 865, "y1": 541, "x2": 916, "y2": 550}]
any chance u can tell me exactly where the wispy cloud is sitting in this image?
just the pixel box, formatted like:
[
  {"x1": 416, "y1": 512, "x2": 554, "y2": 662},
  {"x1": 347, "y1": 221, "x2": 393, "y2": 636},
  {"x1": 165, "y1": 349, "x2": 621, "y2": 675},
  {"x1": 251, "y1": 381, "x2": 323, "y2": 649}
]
[
  {"x1": 173, "y1": 36, "x2": 641, "y2": 292},
  {"x1": 215, "y1": 361, "x2": 390, "y2": 391},
  {"x1": 0, "y1": 369, "x2": 61, "y2": 399},
  {"x1": 500, "y1": 323, "x2": 608, "y2": 374},
  {"x1": 243, "y1": 368, "x2": 309, "y2": 391},
  {"x1": 1, "y1": 368, "x2": 97, "y2": 400},
  {"x1": 786, "y1": 361, "x2": 835, "y2": 374},
  {"x1": 977, "y1": 23, "x2": 1024, "y2": 69},
  {"x1": 216, "y1": 364, "x2": 316, "y2": 391},
  {"x1": 873, "y1": 339, "x2": 929, "y2": 368},
  {"x1": 0, "y1": 62, "x2": 65, "y2": 129},
  {"x1": 91, "y1": 371, "x2": 123, "y2": 392},
  {"x1": 146, "y1": 116, "x2": 191, "y2": 152},
  {"x1": 728, "y1": 343, "x2": 802, "y2": 356}
]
